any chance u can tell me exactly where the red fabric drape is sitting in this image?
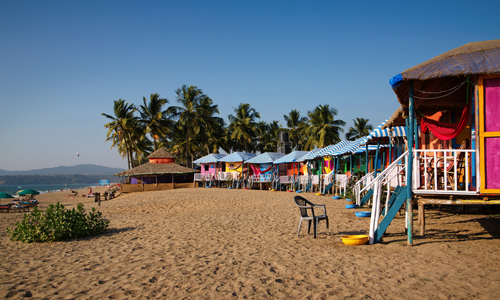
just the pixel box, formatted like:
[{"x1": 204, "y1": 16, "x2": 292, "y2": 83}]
[
  {"x1": 250, "y1": 164, "x2": 272, "y2": 175},
  {"x1": 420, "y1": 107, "x2": 468, "y2": 140}
]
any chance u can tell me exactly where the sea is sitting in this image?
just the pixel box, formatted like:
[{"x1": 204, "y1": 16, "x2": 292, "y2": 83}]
[{"x1": 0, "y1": 184, "x2": 97, "y2": 196}]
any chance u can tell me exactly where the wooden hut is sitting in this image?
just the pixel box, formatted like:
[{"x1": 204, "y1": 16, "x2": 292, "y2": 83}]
[
  {"x1": 192, "y1": 153, "x2": 227, "y2": 186},
  {"x1": 383, "y1": 39, "x2": 500, "y2": 244},
  {"x1": 115, "y1": 148, "x2": 194, "y2": 193}
]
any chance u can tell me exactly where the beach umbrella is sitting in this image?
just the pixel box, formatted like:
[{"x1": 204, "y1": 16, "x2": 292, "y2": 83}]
[
  {"x1": 17, "y1": 189, "x2": 40, "y2": 196},
  {"x1": 0, "y1": 192, "x2": 14, "y2": 199}
]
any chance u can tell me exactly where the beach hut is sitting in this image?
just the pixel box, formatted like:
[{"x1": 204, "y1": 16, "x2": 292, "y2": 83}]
[
  {"x1": 370, "y1": 39, "x2": 500, "y2": 245},
  {"x1": 244, "y1": 152, "x2": 285, "y2": 190},
  {"x1": 192, "y1": 153, "x2": 227, "y2": 187},
  {"x1": 272, "y1": 151, "x2": 309, "y2": 191},
  {"x1": 218, "y1": 152, "x2": 257, "y2": 188},
  {"x1": 115, "y1": 148, "x2": 194, "y2": 193}
]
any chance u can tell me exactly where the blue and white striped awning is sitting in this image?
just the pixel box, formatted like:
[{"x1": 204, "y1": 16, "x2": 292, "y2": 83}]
[
  {"x1": 352, "y1": 144, "x2": 389, "y2": 154},
  {"x1": 366, "y1": 119, "x2": 406, "y2": 140},
  {"x1": 316, "y1": 140, "x2": 351, "y2": 157},
  {"x1": 297, "y1": 148, "x2": 323, "y2": 162},
  {"x1": 331, "y1": 137, "x2": 368, "y2": 155}
]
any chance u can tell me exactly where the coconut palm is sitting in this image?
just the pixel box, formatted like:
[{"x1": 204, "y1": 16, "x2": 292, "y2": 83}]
[
  {"x1": 304, "y1": 104, "x2": 345, "y2": 150},
  {"x1": 227, "y1": 103, "x2": 261, "y2": 152},
  {"x1": 102, "y1": 99, "x2": 139, "y2": 169},
  {"x1": 168, "y1": 85, "x2": 220, "y2": 167},
  {"x1": 138, "y1": 93, "x2": 172, "y2": 150},
  {"x1": 283, "y1": 109, "x2": 308, "y2": 150},
  {"x1": 346, "y1": 118, "x2": 373, "y2": 141}
]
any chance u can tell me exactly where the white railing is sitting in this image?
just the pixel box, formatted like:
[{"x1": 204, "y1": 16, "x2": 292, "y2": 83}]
[
  {"x1": 298, "y1": 175, "x2": 308, "y2": 191},
  {"x1": 218, "y1": 172, "x2": 239, "y2": 181},
  {"x1": 194, "y1": 173, "x2": 214, "y2": 182},
  {"x1": 318, "y1": 172, "x2": 333, "y2": 194},
  {"x1": 251, "y1": 174, "x2": 273, "y2": 183},
  {"x1": 414, "y1": 149, "x2": 476, "y2": 195},
  {"x1": 354, "y1": 172, "x2": 375, "y2": 204},
  {"x1": 335, "y1": 174, "x2": 350, "y2": 196},
  {"x1": 319, "y1": 173, "x2": 350, "y2": 195},
  {"x1": 359, "y1": 150, "x2": 408, "y2": 205},
  {"x1": 279, "y1": 175, "x2": 295, "y2": 184},
  {"x1": 368, "y1": 150, "x2": 409, "y2": 244}
]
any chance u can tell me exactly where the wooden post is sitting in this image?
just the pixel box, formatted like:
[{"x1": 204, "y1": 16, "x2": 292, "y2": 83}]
[
  {"x1": 365, "y1": 143, "x2": 369, "y2": 174},
  {"x1": 172, "y1": 174, "x2": 175, "y2": 189},
  {"x1": 407, "y1": 81, "x2": 415, "y2": 246},
  {"x1": 374, "y1": 138, "x2": 380, "y2": 177},
  {"x1": 419, "y1": 203, "x2": 425, "y2": 236}
]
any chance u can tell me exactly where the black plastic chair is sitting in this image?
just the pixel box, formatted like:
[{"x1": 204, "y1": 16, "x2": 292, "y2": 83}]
[{"x1": 294, "y1": 195, "x2": 329, "y2": 238}]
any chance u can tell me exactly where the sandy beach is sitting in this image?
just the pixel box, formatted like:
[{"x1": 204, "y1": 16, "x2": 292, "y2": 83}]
[{"x1": 1, "y1": 187, "x2": 500, "y2": 299}]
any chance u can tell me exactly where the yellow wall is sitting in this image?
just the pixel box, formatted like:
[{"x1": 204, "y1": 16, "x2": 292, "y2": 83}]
[{"x1": 225, "y1": 161, "x2": 243, "y2": 173}]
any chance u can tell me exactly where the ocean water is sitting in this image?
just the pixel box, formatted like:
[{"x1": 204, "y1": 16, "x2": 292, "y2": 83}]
[{"x1": 0, "y1": 184, "x2": 97, "y2": 196}]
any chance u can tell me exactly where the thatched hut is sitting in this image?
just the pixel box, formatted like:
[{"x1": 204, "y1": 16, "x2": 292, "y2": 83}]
[{"x1": 115, "y1": 148, "x2": 194, "y2": 193}]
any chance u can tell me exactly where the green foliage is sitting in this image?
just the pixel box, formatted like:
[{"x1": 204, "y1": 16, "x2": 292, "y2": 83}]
[
  {"x1": 7, "y1": 202, "x2": 109, "y2": 243},
  {"x1": 344, "y1": 171, "x2": 364, "y2": 200}
]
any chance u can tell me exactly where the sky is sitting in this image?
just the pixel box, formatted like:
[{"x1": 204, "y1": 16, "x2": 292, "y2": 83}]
[{"x1": 1, "y1": 0, "x2": 499, "y2": 171}]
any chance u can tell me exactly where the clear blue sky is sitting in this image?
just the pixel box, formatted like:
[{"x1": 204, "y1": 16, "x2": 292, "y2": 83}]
[{"x1": 1, "y1": 0, "x2": 499, "y2": 171}]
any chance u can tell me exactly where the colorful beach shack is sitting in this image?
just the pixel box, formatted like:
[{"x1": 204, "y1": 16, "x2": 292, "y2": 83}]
[
  {"x1": 244, "y1": 152, "x2": 284, "y2": 190},
  {"x1": 192, "y1": 153, "x2": 227, "y2": 187},
  {"x1": 218, "y1": 152, "x2": 257, "y2": 188},
  {"x1": 367, "y1": 39, "x2": 500, "y2": 245},
  {"x1": 273, "y1": 151, "x2": 308, "y2": 191},
  {"x1": 115, "y1": 148, "x2": 194, "y2": 193}
]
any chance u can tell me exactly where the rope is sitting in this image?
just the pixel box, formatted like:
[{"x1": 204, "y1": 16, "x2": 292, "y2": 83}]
[{"x1": 413, "y1": 81, "x2": 466, "y2": 100}]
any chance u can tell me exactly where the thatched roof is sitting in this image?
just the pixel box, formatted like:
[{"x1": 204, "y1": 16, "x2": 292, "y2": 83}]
[
  {"x1": 147, "y1": 148, "x2": 175, "y2": 159},
  {"x1": 114, "y1": 162, "x2": 194, "y2": 177},
  {"x1": 390, "y1": 39, "x2": 500, "y2": 113}
]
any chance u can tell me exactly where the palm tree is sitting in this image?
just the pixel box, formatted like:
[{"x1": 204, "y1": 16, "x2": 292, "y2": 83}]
[
  {"x1": 168, "y1": 85, "x2": 220, "y2": 167},
  {"x1": 255, "y1": 121, "x2": 269, "y2": 153},
  {"x1": 283, "y1": 109, "x2": 308, "y2": 150},
  {"x1": 102, "y1": 99, "x2": 139, "y2": 169},
  {"x1": 346, "y1": 118, "x2": 373, "y2": 141},
  {"x1": 227, "y1": 103, "x2": 261, "y2": 152},
  {"x1": 305, "y1": 104, "x2": 346, "y2": 150},
  {"x1": 138, "y1": 93, "x2": 172, "y2": 150}
]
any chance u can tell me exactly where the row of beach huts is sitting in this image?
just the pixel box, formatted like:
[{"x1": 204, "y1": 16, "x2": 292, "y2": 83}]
[{"x1": 117, "y1": 40, "x2": 500, "y2": 245}]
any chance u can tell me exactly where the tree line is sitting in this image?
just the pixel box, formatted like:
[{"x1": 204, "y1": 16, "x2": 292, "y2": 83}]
[{"x1": 102, "y1": 85, "x2": 373, "y2": 169}]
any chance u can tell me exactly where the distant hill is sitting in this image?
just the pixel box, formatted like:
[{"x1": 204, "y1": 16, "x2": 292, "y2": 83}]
[{"x1": 0, "y1": 164, "x2": 126, "y2": 176}]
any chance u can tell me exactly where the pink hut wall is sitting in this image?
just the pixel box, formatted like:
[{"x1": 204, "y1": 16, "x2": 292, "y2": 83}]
[{"x1": 201, "y1": 163, "x2": 217, "y2": 175}]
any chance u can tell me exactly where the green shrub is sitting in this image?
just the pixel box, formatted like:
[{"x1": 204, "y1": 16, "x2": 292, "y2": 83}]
[{"x1": 6, "y1": 202, "x2": 109, "y2": 243}]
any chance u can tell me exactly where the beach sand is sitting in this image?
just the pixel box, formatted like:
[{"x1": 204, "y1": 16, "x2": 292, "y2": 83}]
[{"x1": 1, "y1": 187, "x2": 500, "y2": 299}]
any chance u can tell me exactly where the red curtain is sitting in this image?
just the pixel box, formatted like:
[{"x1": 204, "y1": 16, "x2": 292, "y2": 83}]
[
  {"x1": 250, "y1": 164, "x2": 272, "y2": 175},
  {"x1": 420, "y1": 106, "x2": 468, "y2": 141}
]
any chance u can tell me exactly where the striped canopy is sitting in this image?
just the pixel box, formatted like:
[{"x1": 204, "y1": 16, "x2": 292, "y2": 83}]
[
  {"x1": 366, "y1": 119, "x2": 406, "y2": 141},
  {"x1": 297, "y1": 148, "x2": 323, "y2": 162},
  {"x1": 316, "y1": 140, "x2": 351, "y2": 157},
  {"x1": 352, "y1": 144, "x2": 389, "y2": 154},
  {"x1": 330, "y1": 137, "x2": 368, "y2": 156}
]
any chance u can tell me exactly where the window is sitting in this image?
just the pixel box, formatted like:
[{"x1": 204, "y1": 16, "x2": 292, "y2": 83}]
[{"x1": 204, "y1": 165, "x2": 209, "y2": 171}]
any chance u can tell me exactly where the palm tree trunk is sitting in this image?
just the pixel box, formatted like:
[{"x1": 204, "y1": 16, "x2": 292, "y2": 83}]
[{"x1": 186, "y1": 132, "x2": 190, "y2": 168}]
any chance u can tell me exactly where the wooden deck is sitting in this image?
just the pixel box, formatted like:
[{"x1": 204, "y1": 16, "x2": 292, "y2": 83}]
[{"x1": 417, "y1": 195, "x2": 500, "y2": 236}]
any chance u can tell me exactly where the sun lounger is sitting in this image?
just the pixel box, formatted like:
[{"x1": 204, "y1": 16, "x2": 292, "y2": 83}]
[{"x1": 0, "y1": 204, "x2": 12, "y2": 213}]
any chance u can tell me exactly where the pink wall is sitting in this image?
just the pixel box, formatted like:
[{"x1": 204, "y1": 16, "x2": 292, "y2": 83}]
[{"x1": 200, "y1": 163, "x2": 217, "y2": 175}]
